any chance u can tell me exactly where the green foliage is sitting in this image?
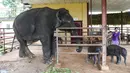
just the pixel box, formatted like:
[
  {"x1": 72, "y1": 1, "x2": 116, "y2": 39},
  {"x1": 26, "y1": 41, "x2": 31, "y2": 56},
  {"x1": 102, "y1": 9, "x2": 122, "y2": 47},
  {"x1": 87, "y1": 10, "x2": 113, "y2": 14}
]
[
  {"x1": 2, "y1": 0, "x2": 21, "y2": 17},
  {"x1": 42, "y1": 64, "x2": 79, "y2": 73},
  {"x1": 2, "y1": 0, "x2": 17, "y2": 8},
  {"x1": 0, "y1": 45, "x2": 4, "y2": 54}
]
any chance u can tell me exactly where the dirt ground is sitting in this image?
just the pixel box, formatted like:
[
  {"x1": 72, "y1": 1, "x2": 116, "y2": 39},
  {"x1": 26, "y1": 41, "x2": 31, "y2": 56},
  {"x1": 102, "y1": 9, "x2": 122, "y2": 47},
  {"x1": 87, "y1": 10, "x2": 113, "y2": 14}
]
[{"x1": 0, "y1": 45, "x2": 130, "y2": 73}]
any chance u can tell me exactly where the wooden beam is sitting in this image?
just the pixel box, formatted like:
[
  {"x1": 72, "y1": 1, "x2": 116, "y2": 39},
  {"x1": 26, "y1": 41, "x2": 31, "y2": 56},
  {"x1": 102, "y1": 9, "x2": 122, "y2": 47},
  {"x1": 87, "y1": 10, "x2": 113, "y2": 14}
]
[{"x1": 58, "y1": 44, "x2": 103, "y2": 47}]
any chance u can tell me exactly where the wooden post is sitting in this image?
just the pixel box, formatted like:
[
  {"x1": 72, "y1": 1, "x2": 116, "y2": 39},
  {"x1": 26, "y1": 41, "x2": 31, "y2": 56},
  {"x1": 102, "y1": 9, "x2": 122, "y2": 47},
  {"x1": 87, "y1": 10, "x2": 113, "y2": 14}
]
[
  {"x1": 55, "y1": 29, "x2": 61, "y2": 68},
  {"x1": 56, "y1": 29, "x2": 59, "y2": 64},
  {"x1": 65, "y1": 30, "x2": 67, "y2": 44},
  {"x1": 87, "y1": 2, "x2": 89, "y2": 35},
  {"x1": 127, "y1": 28, "x2": 129, "y2": 44},
  {"x1": 121, "y1": 11, "x2": 123, "y2": 41},
  {"x1": 90, "y1": 0, "x2": 93, "y2": 33},
  {"x1": 101, "y1": 0, "x2": 109, "y2": 70}
]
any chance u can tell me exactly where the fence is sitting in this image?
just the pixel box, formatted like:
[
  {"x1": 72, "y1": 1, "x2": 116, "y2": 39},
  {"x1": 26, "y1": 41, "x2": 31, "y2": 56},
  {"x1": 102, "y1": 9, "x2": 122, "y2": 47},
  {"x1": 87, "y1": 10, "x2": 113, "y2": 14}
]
[
  {"x1": 55, "y1": 27, "x2": 107, "y2": 68},
  {"x1": 0, "y1": 28, "x2": 18, "y2": 53},
  {"x1": 89, "y1": 25, "x2": 130, "y2": 44}
]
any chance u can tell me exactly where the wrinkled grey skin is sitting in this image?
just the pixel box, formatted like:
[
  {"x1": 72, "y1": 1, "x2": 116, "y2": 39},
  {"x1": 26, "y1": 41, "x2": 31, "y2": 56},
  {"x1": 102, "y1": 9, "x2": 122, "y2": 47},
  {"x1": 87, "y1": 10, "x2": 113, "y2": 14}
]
[
  {"x1": 107, "y1": 45, "x2": 127, "y2": 65},
  {"x1": 13, "y1": 7, "x2": 78, "y2": 64}
]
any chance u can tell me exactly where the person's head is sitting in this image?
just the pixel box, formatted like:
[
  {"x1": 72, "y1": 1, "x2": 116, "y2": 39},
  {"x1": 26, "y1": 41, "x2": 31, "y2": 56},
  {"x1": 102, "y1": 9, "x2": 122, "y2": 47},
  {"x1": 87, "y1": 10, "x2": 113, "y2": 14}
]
[{"x1": 114, "y1": 27, "x2": 119, "y2": 32}]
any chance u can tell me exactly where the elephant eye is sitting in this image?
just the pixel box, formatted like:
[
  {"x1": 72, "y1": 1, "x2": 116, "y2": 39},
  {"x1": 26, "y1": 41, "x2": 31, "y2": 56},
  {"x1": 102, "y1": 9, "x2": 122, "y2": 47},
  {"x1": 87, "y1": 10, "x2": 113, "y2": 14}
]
[
  {"x1": 65, "y1": 13, "x2": 69, "y2": 16},
  {"x1": 66, "y1": 13, "x2": 68, "y2": 15}
]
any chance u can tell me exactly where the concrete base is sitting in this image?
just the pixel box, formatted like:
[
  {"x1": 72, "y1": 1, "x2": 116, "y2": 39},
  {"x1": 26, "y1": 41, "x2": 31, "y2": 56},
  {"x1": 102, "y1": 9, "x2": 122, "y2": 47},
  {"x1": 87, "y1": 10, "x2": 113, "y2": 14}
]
[{"x1": 98, "y1": 64, "x2": 109, "y2": 70}]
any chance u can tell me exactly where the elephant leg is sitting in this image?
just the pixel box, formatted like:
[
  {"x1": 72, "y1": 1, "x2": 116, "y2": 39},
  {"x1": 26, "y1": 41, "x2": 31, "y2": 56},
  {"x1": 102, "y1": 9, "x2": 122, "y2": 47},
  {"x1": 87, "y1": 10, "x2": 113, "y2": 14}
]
[
  {"x1": 40, "y1": 35, "x2": 52, "y2": 64},
  {"x1": 25, "y1": 46, "x2": 35, "y2": 59},
  {"x1": 50, "y1": 34, "x2": 56, "y2": 58},
  {"x1": 76, "y1": 39, "x2": 82, "y2": 53},
  {"x1": 18, "y1": 38, "x2": 35, "y2": 58},
  {"x1": 121, "y1": 48, "x2": 127, "y2": 65},
  {"x1": 76, "y1": 46, "x2": 82, "y2": 52},
  {"x1": 97, "y1": 54, "x2": 101, "y2": 65},
  {"x1": 116, "y1": 55, "x2": 121, "y2": 64},
  {"x1": 111, "y1": 56, "x2": 114, "y2": 63},
  {"x1": 17, "y1": 38, "x2": 26, "y2": 58},
  {"x1": 123, "y1": 56, "x2": 127, "y2": 65},
  {"x1": 93, "y1": 55, "x2": 97, "y2": 66},
  {"x1": 86, "y1": 54, "x2": 90, "y2": 63}
]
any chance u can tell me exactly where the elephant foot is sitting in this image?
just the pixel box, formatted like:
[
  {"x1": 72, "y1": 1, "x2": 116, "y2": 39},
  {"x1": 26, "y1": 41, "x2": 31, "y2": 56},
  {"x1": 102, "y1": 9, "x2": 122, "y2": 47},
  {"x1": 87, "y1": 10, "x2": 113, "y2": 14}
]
[
  {"x1": 76, "y1": 48, "x2": 82, "y2": 53},
  {"x1": 44, "y1": 59, "x2": 52, "y2": 64},
  {"x1": 25, "y1": 51, "x2": 35, "y2": 59},
  {"x1": 19, "y1": 52, "x2": 26, "y2": 58},
  {"x1": 51, "y1": 53, "x2": 56, "y2": 58},
  {"x1": 111, "y1": 60, "x2": 114, "y2": 63},
  {"x1": 116, "y1": 61, "x2": 121, "y2": 64},
  {"x1": 111, "y1": 59, "x2": 114, "y2": 63},
  {"x1": 27, "y1": 53, "x2": 35, "y2": 59}
]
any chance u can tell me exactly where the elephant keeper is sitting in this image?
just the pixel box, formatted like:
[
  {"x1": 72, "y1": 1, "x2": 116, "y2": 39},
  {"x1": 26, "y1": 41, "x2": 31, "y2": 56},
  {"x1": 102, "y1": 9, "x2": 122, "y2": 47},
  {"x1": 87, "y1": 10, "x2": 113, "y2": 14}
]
[{"x1": 111, "y1": 27, "x2": 120, "y2": 45}]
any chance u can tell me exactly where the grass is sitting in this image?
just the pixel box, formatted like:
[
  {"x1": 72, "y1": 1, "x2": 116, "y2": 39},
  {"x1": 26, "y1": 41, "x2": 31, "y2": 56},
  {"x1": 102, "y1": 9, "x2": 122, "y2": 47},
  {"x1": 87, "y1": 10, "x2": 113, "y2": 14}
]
[
  {"x1": 0, "y1": 45, "x2": 7, "y2": 55},
  {"x1": 42, "y1": 63, "x2": 79, "y2": 73}
]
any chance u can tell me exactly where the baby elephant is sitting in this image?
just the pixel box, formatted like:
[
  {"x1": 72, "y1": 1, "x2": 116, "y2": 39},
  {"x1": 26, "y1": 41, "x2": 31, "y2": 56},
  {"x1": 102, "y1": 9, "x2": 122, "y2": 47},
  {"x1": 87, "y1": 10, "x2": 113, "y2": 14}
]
[
  {"x1": 87, "y1": 46, "x2": 102, "y2": 66},
  {"x1": 107, "y1": 45, "x2": 127, "y2": 65}
]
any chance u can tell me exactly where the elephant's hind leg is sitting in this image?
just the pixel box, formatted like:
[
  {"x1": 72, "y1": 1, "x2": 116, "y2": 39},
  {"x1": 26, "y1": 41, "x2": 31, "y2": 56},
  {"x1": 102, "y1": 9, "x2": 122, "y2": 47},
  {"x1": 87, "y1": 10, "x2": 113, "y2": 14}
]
[
  {"x1": 18, "y1": 38, "x2": 27, "y2": 58},
  {"x1": 25, "y1": 46, "x2": 35, "y2": 59},
  {"x1": 18, "y1": 38, "x2": 35, "y2": 58}
]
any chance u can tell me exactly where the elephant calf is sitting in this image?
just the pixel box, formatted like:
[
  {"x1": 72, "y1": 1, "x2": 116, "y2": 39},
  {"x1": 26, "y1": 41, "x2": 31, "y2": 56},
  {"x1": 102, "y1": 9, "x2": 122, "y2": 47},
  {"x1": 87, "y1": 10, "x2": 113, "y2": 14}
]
[
  {"x1": 87, "y1": 46, "x2": 102, "y2": 65},
  {"x1": 107, "y1": 45, "x2": 127, "y2": 65},
  {"x1": 76, "y1": 37, "x2": 102, "y2": 65}
]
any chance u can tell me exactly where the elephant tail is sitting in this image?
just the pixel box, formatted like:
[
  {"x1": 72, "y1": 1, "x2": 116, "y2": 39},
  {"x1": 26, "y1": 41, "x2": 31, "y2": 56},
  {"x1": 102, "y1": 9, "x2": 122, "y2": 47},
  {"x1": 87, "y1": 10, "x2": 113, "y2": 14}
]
[{"x1": 10, "y1": 35, "x2": 15, "y2": 52}]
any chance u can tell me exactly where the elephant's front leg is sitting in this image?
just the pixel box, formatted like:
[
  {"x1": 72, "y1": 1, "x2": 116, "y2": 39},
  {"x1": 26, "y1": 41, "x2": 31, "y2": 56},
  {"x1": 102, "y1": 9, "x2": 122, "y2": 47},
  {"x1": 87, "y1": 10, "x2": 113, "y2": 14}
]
[
  {"x1": 97, "y1": 54, "x2": 101, "y2": 65},
  {"x1": 50, "y1": 34, "x2": 56, "y2": 58},
  {"x1": 116, "y1": 55, "x2": 121, "y2": 64},
  {"x1": 40, "y1": 36, "x2": 52, "y2": 64},
  {"x1": 93, "y1": 55, "x2": 97, "y2": 66},
  {"x1": 111, "y1": 55, "x2": 114, "y2": 63}
]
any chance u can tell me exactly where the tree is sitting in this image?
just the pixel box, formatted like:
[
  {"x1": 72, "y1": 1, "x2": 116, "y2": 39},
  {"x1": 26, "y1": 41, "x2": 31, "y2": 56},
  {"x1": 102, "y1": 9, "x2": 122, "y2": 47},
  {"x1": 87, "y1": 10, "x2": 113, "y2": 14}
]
[{"x1": 2, "y1": 0, "x2": 21, "y2": 17}]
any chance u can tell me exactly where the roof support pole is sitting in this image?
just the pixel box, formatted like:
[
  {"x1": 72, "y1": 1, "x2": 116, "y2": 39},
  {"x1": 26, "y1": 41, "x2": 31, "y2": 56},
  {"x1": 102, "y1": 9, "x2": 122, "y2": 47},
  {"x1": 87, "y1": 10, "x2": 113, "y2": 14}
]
[
  {"x1": 101, "y1": 0, "x2": 109, "y2": 70},
  {"x1": 89, "y1": 0, "x2": 92, "y2": 35},
  {"x1": 121, "y1": 11, "x2": 123, "y2": 41},
  {"x1": 87, "y1": 2, "x2": 89, "y2": 35},
  {"x1": 90, "y1": 0, "x2": 92, "y2": 27}
]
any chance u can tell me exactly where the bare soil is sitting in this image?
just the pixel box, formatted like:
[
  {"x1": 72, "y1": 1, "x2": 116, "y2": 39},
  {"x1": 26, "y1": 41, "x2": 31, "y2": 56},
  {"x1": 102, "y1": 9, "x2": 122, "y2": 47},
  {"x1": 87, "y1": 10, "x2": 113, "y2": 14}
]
[{"x1": 0, "y1": 45, "x2": 130, "y2": 73}]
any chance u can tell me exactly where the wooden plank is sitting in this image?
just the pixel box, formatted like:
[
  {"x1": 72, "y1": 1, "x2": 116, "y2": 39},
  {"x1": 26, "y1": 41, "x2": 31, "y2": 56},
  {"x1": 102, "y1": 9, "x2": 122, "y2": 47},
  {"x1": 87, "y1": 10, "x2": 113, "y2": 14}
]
[
  {"x1": 59, "y1": 52, "x2": 101, "y2": 55},
  {"x1": 57, "y1": 35, "x2": 102, "y2": 38},
  {"x1": 58, "y1": 44, "x2": 103, "y2": 47},
  {"x1": 57, "y1": 27, "x2": 102, "y2": 29}
]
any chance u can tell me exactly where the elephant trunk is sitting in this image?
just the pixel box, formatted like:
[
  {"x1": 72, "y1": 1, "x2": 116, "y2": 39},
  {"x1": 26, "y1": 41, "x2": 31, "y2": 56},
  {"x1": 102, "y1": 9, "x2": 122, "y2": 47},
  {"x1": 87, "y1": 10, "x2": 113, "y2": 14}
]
[{"x1": 71, "y1": 21, "x2": 81, "y2": 44}]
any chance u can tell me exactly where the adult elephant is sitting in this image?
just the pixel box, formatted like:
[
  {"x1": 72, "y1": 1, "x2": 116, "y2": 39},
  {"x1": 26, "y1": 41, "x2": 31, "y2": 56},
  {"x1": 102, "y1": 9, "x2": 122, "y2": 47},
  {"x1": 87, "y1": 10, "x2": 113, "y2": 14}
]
[{"x1": 13, "y1": 7, "x2": 79, "y2": 64}]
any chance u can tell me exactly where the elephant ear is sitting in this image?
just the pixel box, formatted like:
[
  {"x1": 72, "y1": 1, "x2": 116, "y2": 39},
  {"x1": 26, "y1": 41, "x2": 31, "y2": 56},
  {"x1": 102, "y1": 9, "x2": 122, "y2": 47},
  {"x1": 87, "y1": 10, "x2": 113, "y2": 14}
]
[{"x1": 55, "y1": 8, "x2": 69, "y2": 28}]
